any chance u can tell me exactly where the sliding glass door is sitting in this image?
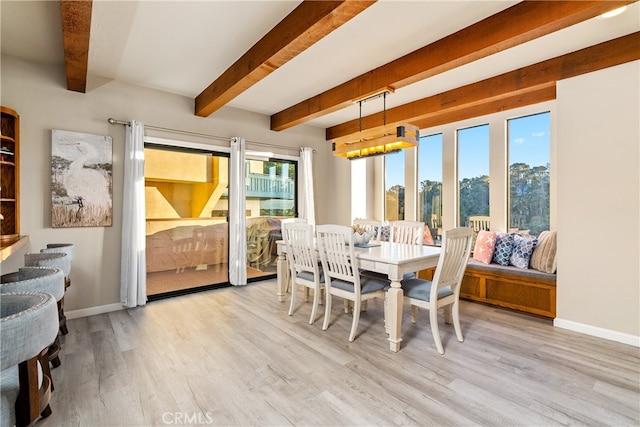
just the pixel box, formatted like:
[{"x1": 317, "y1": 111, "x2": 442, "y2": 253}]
[
  {"x1": 244, "y1": 157, "x2": 297, "y2": 280},
  {"x1": 144, "y1": 144, "x2": 230, "y2": 296}
]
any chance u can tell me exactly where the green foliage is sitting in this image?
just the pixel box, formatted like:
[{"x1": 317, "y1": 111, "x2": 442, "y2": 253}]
[{"x1": 400, "y1": 162, "x2": 550, "y2": 235}]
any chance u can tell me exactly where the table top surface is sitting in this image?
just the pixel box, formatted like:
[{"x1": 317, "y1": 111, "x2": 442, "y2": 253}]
[{"x1": 277, "y1": 239, "x2": 441, "y2": 265}]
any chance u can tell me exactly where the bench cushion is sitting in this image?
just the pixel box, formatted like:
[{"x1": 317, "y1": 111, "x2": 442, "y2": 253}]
[{"x1": 467, "y1": 258, "x2": 556, "y2": 281}]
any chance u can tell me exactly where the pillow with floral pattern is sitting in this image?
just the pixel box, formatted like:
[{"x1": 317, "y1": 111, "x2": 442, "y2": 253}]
[
  {"x1": 472, "y1": 230, "x2": 497, "y2": 264},
  {"x1": 492, "y1": 232, "x2": 514, "y2": 266}
]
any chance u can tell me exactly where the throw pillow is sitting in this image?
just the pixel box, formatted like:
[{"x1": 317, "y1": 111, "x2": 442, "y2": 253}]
[
  {"x1": 530, "y1": 230, "x2": 557, "y2": 274},
  {"x1": 472, "y1": 230, "x2": 497, "y2": 264},
  {"x1": 492, "y1": 232, "x2": 514, "y2": 266},
  {"x1": 510, "y1": 234, "x2": 538, "y2": 269}
]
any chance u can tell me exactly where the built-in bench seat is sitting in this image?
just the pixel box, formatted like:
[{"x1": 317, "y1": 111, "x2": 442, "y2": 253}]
[{"x1": 460, "y1": 258, "x2": 556, "y2": 319}]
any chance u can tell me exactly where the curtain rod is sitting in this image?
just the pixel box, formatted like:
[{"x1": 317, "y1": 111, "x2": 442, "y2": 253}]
[{"x1": 107, "y1": 117, "x2": 314, "y2": 152}]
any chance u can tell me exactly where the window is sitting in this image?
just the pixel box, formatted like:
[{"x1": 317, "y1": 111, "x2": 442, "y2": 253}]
[
  {"x1": 418, "y1": 133, "x2": 443, "y2": 242},
  {"x1": 508, "y1": 112, "x2": 550, "y2": 236},
  {"x1": 385, "y1": 150, "x2": 405, "y2": 221},
  {"x1": 457, "y1": 124, "x2": 490, "y2": 227}
]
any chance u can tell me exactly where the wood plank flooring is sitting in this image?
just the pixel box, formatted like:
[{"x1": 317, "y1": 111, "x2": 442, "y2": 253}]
[{"x1": 41, "y1": 279, "x2": 639, "y2": 426}]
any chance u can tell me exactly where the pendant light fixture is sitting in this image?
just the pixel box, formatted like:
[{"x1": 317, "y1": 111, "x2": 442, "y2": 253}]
[{"x1": 332, "y1": 89, "x2": 419, "y2": 159}]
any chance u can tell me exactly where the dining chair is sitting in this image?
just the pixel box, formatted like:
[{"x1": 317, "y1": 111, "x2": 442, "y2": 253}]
[
  {"x1": 353, "y1": 218, "x2": 383, "y2": 241},
  {"x1": 389, "y1": 220, "x2": 425, "y2": 245},
  {"x1": 282, "y1": 221, "x2": 324, "y2": 324},
  {"x1": 316, "y1": 224, "x2": 388, "y2": 342},
  {"x1": 401, "y1": 227, "x2": 473, "y2": 354}
]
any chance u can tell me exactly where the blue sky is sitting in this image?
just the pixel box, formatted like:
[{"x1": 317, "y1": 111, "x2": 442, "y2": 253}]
[{"x1": 387, "y1": 112, "x2": 550, "y2": 188}]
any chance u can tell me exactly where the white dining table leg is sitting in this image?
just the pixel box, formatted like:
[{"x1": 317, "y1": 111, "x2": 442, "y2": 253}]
[
  {"x1": 387, "y1": 280, "x2": 403, "y2": 352},
  {"x1": 276, "y1": 251, "x2": 288, "y2": 302}
]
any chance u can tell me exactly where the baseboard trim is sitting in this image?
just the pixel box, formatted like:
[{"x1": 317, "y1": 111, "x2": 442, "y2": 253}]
[
  {"x1": 554, "y1": 317, "x2": 640, "y2": 347},
  {"x1": 66, "y1": 303, "x2": 124, "y2": 320}
]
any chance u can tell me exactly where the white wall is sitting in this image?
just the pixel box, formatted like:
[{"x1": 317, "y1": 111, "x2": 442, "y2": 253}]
[
  {"x1": 0, "y1": 55, "x2": 335, "y2": 313},
  {"x1": 555, "y1": 61, "x2": 639, "y2": 343}
]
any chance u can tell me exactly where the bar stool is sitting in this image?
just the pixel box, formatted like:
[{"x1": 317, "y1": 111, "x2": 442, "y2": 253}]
[
  {"x1": 1, "y1": 267, "x2": 66, "y2": 371},
  {"x1": 0, "y1": 291, "x2": 59, "y2": 426},
  {"x1": 41, "y1": 243, "x2": 75, "y2": 289},
  {"x1": 24, "y1": 252, "x2": 71, "y2": 336}
]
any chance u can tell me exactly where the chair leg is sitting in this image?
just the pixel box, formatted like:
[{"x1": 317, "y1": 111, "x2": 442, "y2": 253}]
[
  {"x1": 58, "y1": 299, "x2": 68, "y2": 336},
  {"x1": 452, "y1": 300, "x2": 464, "y2": 343},
  {"x1": 304, "y1": 287, "x2": 310, "y2": 302},
  {"x1": 410, "y1": 305, "x2": 419, "y2": 323},
  {"x1": 309, "y1": 287, "x2": 319, "y2": 325},
  {"x1": 39, "y1": 348, "x2": 54, "y2": 392},
  {"x1": 444, "y1": 304, "x2": 453, "y2": 324},
  {"x1": 349, "y1": 299, "x2": 361, "y2": 342},
  {"x1": 288, "y1": 282, "x2": 297, "y2": 316},
  {"x1": 322, "y1": 292, "x2": 332, "y2": 331},
  {"x1": 429, "y1": 308, "x2": 445, "y2": 355},
  {"x1": 47, "y1": 334, "x2": 62, "y2": 369},
  {"x1": 343, "y1": 299, "x2": 350, "y2": 314}
]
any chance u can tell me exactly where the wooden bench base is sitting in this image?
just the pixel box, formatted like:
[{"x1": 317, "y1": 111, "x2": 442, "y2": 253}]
[
  {"x1": 419, "y1": 265, "x2": 556, "y2": 319},
  {"x1": 460, "y1": 266, "x2": 556, "y2": 319}
]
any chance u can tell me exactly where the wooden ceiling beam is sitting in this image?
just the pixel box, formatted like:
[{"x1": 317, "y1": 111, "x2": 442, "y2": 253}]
[
  {"x1": 60, "y1": 0, "x2": 92, "y2": 93},
  {"x1": 273, "y1": 0, "x2": 636, "y2": 131},
  {"x1": 195, "y1": 0, "x2": 375, "y2": 118},
  {"x1": 326, "y1": 32, "x2": 640, "y2": 141}
]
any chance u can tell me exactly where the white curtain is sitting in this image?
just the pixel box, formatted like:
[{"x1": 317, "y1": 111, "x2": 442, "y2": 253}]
[
  {"x1": 229, "y1": 137, "x2": 247, "y2": 286},
  {"x1": 120, "y1": 120, "x2": 147, "y2": 307},
  {"x1": 299, "y1": 147, "x2": 316, "y2": 227}
]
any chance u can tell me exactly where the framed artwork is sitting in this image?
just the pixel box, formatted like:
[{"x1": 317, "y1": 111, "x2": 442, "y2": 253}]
[{"x1": 51, "y1": 129, "x2": 113, "y2": 227}]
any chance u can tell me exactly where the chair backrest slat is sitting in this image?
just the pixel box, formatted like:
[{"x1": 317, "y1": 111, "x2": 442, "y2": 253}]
[
  {"x1": 317, "y1": 224, "x2": 360, "y2": 291},
  {"x1": 282, "y1": 222, "x2": 317, "y2": 276},
  {"x1": 389, "y1": 220, "x2": 425, "y2": 245},
  {"x1": 432, "y1": 227, "x2": 473, "y2": 295}
]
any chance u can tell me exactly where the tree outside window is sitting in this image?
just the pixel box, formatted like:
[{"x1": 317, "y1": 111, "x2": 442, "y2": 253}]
[
  {"x1": 508, "y1": 112, "x2": 550, "y2": 236},
  {"x1": 418, "y1": 133, "x2": 443, "y2": 241},
  {"x1": 458, "y1": 124, "x2": 490, "y2": 227},
  {"x1": 385, "y1": 151, "x2": 405, "y2": 221}
]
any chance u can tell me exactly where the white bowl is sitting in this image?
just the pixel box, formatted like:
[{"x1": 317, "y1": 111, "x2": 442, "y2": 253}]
[{"x1": 353, "y1": 231, "x2": 372, "y2": 245}]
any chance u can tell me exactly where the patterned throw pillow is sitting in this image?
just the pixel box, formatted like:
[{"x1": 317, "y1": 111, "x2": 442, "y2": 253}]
[
  {"x1": 510, "y1": 234, "x2": 538, "y2": 269},
  {"x1": 472, "y1": 230, "x2": 497, "y2": 264},
  {"x1": 492, "y1": 232, "x2": 514, "y2": 266},
  {"x1": 530, "y1": 231, "x2": 557, "y2": 274}
]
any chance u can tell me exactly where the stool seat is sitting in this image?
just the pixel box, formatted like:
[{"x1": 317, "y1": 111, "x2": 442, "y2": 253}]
[
  {"x1": 1, "y1": 267, "x2": 66, "y2": 370},
  {"x1": 25, "y1": 253, "x2": 71, "y2": 336},
  {"x1": 1, "y1": 291, "x2": 58, "y2": 426}
]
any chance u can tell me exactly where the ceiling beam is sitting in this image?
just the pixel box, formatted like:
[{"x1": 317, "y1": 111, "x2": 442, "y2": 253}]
[
  {"x1": 60, "y1": 0, "x2": 92, "y2": 93},
  {"x1": 327, "y1": 32, "x2": 640, "y2": 142},
  {"x1": 272, "y1": 0, "x2": 636, "y2": 131},
  {"x1": 195, "y1": 0, "x2": 375, "y2": 118}
]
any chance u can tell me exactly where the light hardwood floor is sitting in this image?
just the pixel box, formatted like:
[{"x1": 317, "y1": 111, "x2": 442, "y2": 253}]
[{"x1": 42, "y1": 280, "x2": 639, "y2": 426}]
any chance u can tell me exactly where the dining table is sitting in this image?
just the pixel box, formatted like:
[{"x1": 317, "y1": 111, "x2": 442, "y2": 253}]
[{"x1": 276, "y1": 240, "x2": 441, "y2": 352}]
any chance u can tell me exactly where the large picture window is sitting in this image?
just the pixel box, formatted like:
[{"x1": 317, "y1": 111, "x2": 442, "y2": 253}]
[
  {"x1": 457, "y1": 124, "x2": 490, "y2": 227},
  {"x1": 418, "y1": 133, "x2": 443, "y2": 242},
  {"x1": 508, "y1": 112, "x2": 550, "y2": 236},
  {"x1": 385, "y1": 151, "x2": 405, "y2": 221}
]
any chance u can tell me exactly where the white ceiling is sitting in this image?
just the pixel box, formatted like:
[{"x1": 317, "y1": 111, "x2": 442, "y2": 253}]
[{"x1": 1, "y1": 1, "x2": 639, "y2": 130}]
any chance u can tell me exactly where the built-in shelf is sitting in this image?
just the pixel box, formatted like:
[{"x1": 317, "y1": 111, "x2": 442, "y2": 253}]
[{"x1": 1, "y1": 106, "x2": 20, "y2": 240}]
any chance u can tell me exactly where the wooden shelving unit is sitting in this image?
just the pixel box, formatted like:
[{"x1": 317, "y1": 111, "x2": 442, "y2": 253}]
[{"x1": 1, "y1": 106, "x2": 22, "y2": 256}]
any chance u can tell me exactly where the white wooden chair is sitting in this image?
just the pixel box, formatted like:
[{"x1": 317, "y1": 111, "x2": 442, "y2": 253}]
[
  {"x1": 467, "y1": 216, "x2": 490, "y2": 232},
  {"x1": 389, "y1": 220, "x2": 425, "y2": 245},
  {"x1": 282, "y1": 221, "x2": 323, "y2": 324},
  {"x1": 316, "y1": 224, "x2": 388, "y2": 342},
  {"x1": 401, "y1": 227, "x2": 473, "y2": 354},
  {"x1": 353, "y1": 218, "x2": 383, "y2": 241}
]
